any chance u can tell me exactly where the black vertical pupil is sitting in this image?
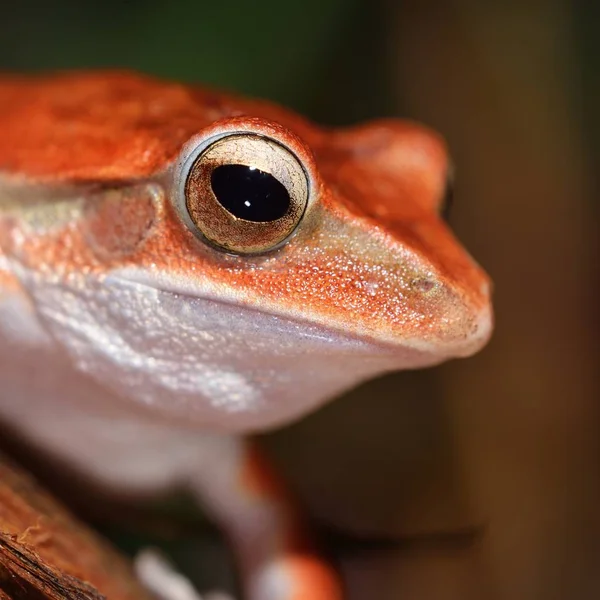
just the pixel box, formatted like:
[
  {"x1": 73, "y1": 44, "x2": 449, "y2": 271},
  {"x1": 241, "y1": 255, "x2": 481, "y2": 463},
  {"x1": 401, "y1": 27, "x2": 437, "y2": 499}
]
[{"x1": 211, "y1": 164, "x2": 291, "y2": 222}]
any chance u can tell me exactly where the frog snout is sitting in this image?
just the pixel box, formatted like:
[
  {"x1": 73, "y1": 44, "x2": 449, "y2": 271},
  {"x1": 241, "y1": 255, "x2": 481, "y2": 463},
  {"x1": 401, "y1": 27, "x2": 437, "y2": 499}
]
[{"x1": 434, "y1": 278, "x2": 494, "y2": 358}]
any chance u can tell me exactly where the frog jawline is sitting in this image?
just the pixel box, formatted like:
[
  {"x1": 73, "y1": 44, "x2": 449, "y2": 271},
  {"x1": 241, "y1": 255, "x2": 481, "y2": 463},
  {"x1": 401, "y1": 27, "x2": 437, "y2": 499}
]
[{"x1": 111, "y1": 271, "x2": 446, "y2": 368}]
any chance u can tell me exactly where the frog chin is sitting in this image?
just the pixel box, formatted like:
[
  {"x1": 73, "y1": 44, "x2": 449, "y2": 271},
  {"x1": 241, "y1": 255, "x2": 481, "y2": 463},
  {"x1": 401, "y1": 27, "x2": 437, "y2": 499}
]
[
  {"x1": 23, "y1": 269, "x2": 442, "y2": 433},
  {"x1": 100, "y1": 275, "x2": 438, "y2": 432}
]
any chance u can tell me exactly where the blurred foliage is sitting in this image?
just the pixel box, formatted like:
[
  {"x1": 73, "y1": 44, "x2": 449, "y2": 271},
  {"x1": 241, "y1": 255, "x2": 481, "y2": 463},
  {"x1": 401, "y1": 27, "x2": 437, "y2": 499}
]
[{"x1": 0, "y1": 0, "x2": 393, "y2": 120}]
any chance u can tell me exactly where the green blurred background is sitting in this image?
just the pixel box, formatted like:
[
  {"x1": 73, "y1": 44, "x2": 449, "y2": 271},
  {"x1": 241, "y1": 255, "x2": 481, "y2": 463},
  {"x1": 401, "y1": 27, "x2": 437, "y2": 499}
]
[
  {"x1": 1, "y1": 2, "x2": 597, "y2": 599},
  {"x1": 0, "y1": 0, "x2": 390, "y2": 121}
]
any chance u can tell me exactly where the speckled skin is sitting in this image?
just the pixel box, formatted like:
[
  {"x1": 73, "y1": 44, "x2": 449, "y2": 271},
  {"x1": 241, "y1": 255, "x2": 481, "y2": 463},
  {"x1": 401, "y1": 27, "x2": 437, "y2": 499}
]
[{"x1": 0, "y1": 71, "x2": 493, "y2": 600}]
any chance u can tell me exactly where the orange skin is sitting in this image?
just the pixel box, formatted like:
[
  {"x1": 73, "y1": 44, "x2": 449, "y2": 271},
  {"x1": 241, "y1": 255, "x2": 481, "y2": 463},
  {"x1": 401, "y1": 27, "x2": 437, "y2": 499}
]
[
  {"x1": 0, "y1": 71, "x2": 490, "y2": 353},
  {"x1": 240, "y1": 444, "x2": 344, "y2": 600},
  {"x1": 0, "y1": 71, "x2": 492, "y2": 600}
]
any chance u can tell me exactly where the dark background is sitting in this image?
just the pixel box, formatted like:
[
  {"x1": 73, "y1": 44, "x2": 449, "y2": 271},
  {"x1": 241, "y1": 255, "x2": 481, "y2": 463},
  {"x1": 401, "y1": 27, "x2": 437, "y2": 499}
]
[{"x1": 1, "y1": 2, "x2": 597, "y2": 599}]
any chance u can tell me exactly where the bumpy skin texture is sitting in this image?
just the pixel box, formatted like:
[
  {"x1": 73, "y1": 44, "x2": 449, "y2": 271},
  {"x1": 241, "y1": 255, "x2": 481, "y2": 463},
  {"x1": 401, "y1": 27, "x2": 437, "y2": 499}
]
[
  {"x1": 0, "y1": 72, "x2": 490, "y2": 356},
  {"x1": 0, "y1": 71, "x2": 493, "y2": 600}
]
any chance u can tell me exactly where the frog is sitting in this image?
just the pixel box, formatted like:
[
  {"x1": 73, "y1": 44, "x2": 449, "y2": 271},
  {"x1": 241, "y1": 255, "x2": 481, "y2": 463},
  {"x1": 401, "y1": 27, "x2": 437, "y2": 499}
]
[{"x1": 0, "y1": 70, "x2": 492, "y2": 600}]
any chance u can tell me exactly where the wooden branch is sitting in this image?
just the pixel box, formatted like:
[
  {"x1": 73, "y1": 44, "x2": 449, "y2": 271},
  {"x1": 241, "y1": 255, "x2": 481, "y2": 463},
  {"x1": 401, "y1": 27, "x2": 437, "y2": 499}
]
[{"x1": 0, "y1": 452, "x2": 153, "y2": 600}]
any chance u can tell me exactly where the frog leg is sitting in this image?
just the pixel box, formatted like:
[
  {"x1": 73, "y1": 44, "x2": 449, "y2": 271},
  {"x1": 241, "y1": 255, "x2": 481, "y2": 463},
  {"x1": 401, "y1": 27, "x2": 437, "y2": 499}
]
[{"x1": 189, "y1": 435, "x2": 343, "y2": 600}]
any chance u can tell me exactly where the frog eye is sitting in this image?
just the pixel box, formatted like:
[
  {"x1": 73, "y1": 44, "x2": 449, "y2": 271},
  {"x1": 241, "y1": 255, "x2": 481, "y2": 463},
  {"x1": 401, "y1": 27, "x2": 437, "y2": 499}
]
[{"x1": 181, "y1": 133, "x2": 309, "y2": 254}]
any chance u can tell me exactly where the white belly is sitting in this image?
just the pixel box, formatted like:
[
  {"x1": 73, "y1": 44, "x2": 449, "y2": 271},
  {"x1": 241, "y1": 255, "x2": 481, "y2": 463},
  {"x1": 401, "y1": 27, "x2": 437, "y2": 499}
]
[{"x1": 0, "y1": 287, "x2": 204, "y2": 495}]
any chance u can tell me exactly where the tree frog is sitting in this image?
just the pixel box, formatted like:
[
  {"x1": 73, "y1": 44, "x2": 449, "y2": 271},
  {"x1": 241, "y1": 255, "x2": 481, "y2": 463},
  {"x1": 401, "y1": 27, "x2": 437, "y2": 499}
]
[{"x1": 0, "y1": 71, "x2": 492, "y2": 600}]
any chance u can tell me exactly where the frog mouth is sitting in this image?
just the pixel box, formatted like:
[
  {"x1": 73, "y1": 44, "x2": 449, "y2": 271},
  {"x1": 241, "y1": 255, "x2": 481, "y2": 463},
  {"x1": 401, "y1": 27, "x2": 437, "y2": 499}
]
[
  {"x1": 74, "y1": 270, "x2": 487, "y2": 431},
  {"x1": 112, "y1": 268, "x2": 490, "y2": 369},
  {"x1": 111, "y1": 270, "x2": 441, "y2": 360}
]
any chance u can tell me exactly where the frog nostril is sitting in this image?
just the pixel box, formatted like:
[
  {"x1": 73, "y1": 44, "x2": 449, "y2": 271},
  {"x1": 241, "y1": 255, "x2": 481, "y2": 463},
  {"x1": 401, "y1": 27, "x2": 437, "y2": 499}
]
[{"x1": 411, "y1": 277, "x2": 437, "y2": 294}]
